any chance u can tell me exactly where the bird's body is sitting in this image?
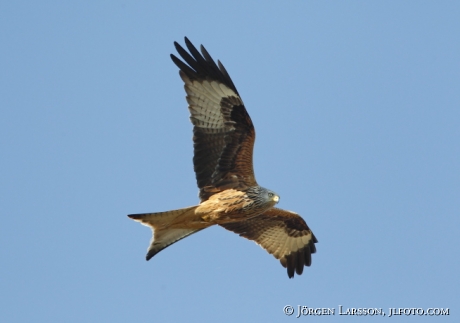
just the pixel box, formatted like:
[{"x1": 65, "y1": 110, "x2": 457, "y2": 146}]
[
  {"x1": 128, "y1": 38, "x2": 317, "y2": 278},
  {"x1": 196, "y1": 187, "x2": 279, "y2": 224}
]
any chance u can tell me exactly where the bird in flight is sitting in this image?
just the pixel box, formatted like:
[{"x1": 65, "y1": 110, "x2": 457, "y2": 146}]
[{"x1": 128, "y1": 38, "x2": 317, "y2": 278}]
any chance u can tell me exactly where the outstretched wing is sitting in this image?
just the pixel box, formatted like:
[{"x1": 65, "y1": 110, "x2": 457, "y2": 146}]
[
  {"x1": 171, "y1": 37, "x2": 257, "y2": 201},
  {"x1": 220, "y1": 208, "x2": 318, "y2": 278}
]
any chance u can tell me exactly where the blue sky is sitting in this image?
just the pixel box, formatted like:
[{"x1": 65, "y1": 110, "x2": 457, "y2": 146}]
[{"x1": 1, "y1": 1, "x2": 459, "y2": 322}]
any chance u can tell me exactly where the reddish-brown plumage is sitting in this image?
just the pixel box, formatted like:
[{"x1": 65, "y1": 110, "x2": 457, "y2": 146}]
[{"x1": 128, "y1": 38, "x2": 318, "y2": 278}]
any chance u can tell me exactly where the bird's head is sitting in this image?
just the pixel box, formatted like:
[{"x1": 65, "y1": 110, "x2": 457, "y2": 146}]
[
  {"x1": 268, "y1": 191, "x2": 280, "y2": 203},
  {"x1": 262, "y1": 188, "x2": 280, "y2": 206},
  {"x1": 247, "y1": 186, "x2": 280, "y2": 207}
]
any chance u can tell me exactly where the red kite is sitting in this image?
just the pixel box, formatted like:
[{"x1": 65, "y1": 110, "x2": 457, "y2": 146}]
[{"x1": 129, "y1": 38, "x2": 317, "y2": 278}]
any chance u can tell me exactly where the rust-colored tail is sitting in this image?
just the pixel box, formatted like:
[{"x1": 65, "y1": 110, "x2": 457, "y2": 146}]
[{"x1": 128, "y1": 205, "x2": 207, "y2": 260}]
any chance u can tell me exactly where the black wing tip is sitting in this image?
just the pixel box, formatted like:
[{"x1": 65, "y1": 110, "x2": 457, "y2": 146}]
[
  {"x1": 127, "y1": 213, "x2": 142, "y2": 220},
  {"x1": 171, "y1": 37, "x2": 239, "y2": 94},
  {"x1": 184, "y1": 36, "x2": 193, "y2": 48},
  {"x1": 174, "y1": 38, "x2": 186, "y2": 51},
  {"x1": 312, "y1": 233, "x2": 319, "y2": 244},
  {"x1": 283, "y1": 238, "x2": 318, "y2": 278}
]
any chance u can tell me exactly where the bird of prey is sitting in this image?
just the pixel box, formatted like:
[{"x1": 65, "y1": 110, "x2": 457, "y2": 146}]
[{"x1": 128, "y1": 37, "x2": 317, "y2": 278}]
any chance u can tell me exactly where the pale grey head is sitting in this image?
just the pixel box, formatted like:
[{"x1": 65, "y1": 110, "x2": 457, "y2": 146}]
[{"x1": 246, "y1": 186, "x2": 280, "y2": 208}]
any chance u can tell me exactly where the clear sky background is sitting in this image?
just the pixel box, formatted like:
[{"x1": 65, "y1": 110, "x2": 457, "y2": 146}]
[{"x1": 1, "y1": 1, "x2": 459, "y2": 322}]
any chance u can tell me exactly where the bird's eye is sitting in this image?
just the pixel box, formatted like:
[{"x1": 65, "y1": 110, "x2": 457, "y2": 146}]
[{"x1": 268, "y1": 192, "x2": 274, "y2": 197}]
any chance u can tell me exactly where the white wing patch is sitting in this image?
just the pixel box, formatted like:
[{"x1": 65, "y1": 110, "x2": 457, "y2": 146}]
[
  {"x1": 181, "y1": 72, "x2": 240, "y2": 130},
  {"x1": 219, "y1": 207, "x2": 317, "y2": 277}
]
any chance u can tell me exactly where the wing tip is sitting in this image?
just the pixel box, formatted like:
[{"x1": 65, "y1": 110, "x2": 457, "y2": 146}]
[
  {"x1": 282, "y1": 238, "x2": 318, "y2": 278},
  {"x1": 171, "y1": 37, "x2": 239, "y2": 94}
]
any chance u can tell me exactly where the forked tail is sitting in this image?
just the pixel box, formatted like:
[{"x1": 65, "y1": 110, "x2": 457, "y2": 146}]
[{"x1": 128, "y1": 205, "x2": 206, "y2": 260}]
